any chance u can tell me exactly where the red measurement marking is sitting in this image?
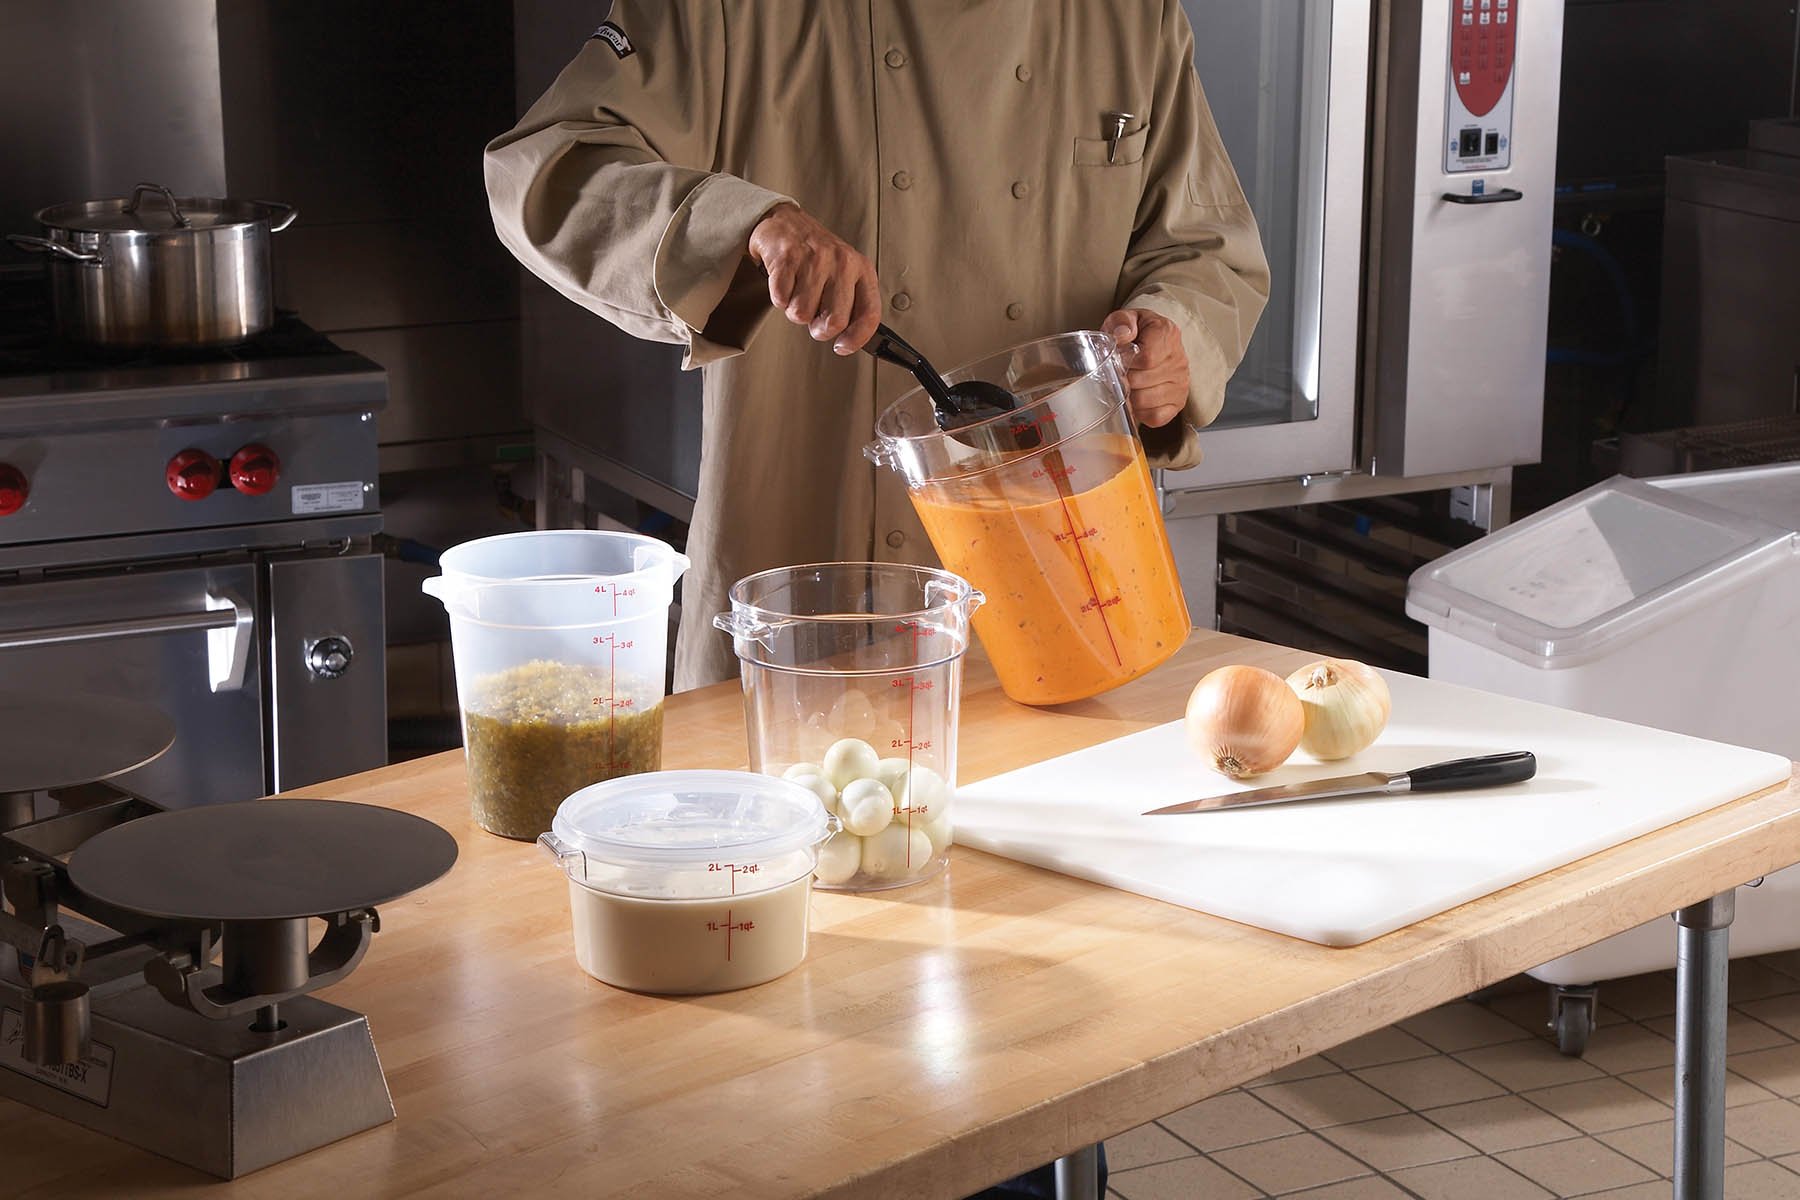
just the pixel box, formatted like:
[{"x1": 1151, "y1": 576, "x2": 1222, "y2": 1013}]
[
  {"x1": 1009, "y1": 410, "x2": 1057, "y2": 437},
  {"x1": 1054, "y1": 526, "x2": 1098, "y2": 544},
  {"x1": 707, "y1": 911, "x2": 755, "y2": 960},
  {"x1": 1050, "y1": 469, "x2": 1124, "y2": 668},
  {"x1": 1032, "y1": 463, "x2": 1078, "y2": 482},
  {"x1": 591, "y1": 636, "x2": 634, "y2": 649},
  {"x1": 889, "y1": 677, "x2": 934, "y2": 691},
  {"x1": 706, "y1": 862, "x2": 761, "y2": 895},
  {"x1": 890, "y1": 738, "x2": 932, "y2": 752},
  {"x1": 591, "y1": 696, "x2": 637, "y2": 709}
]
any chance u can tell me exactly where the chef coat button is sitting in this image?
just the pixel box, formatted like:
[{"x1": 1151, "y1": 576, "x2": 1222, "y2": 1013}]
[
  {"x1": 1006, "y1": 302, "x2": 1023, "y2": 320},
  {"x1": 1011, "y1": 180, "x2": 1030, "y2": 199},
  {"x1": 885, "y1": 48, "x2": 907, "y2": 69},
  {"x1": 893, "y1": 170, "x2": 913, "y2": 190},
  {"x1": 1016, "y1": 64, "x2": 1032, "y2": 82},
  {"x1": 886, "y1": 530, "x2": 906, "y2": 549},
  {"x1": 892, "y1": 291, "x2": 913, "y2": 312}
]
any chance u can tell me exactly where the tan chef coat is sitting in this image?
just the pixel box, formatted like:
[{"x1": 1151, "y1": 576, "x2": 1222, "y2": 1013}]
[{"x1": 485, "y1": 0, "x2": 1269, "y2": 690}]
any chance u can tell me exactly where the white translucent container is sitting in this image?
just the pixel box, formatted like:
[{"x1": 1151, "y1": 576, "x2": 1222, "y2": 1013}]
[
  {"x1": 539, "y1": 770, "x2": 833, "y2": 995},
  {"x1": 1408, "y1": 464, "x2": 1800, "y2": 988},
  {"x1": 422, "y1": 530, "x2": 689, "y2": 840},
  {"x1": 714, "y1": 563, "x2": 982, "y2": 892},
  {"x1": 1407, "y1": 471, "x2": 1800, "y2": 750}
]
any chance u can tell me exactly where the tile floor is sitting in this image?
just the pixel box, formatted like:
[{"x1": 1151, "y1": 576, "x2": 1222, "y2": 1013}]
[{"x1": 1104, "y1": 951, "x2": 1800, "y2": 1199}]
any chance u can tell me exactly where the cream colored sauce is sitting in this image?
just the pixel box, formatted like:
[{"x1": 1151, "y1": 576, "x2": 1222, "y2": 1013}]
[{"x1": 567, "y1": 873, "x2": 813, "y2": 994}]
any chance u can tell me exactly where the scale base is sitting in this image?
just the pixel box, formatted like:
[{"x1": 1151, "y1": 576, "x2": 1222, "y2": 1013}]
[{"x1": 0, "y1": 976, "x2": 394, "y2": 1178}]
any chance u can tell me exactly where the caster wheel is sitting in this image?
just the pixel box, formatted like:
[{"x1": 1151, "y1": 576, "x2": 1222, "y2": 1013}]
[{"x1": 1553, "y1": 992, "x2": 1596, "y2": 1056}]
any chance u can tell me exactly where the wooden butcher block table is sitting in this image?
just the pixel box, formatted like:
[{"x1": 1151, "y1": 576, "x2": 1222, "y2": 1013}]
[{"x1": 8, "y1": 631, "x2": 1799, "y2": 1200}]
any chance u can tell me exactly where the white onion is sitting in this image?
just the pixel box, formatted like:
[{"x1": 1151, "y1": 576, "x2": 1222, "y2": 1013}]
[
  {"x1": 1184, "y1": 664, "x2": 1305, "y2": 779},
  {"x1": 1286, "y1": 658, "x2": 1391, "y2": 760}
]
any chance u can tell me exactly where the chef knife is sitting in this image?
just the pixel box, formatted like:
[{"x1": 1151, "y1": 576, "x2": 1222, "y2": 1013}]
[{"x1": 1141, "y1": 751, "x2": 1537, "y2": 816}]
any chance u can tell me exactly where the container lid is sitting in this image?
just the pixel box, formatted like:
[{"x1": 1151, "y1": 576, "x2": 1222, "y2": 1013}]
[
  {"x1": 548, "y1": 770, "x2": 830, "y2": 871},
  {"x1": 37, "y1": 191, "x2": 283, "y2": 233},
  {"x1": 1406, "y1": 476, "x2": 1798, "y2": 668},
  {"x1": 1646, "y1": 462, "x2": 1800, "y2": 534}
]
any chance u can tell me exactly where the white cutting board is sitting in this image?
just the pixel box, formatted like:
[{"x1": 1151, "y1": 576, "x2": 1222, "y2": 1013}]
[{"x1": 954, "y1": 672, "x2": 1792, "y2": 946}]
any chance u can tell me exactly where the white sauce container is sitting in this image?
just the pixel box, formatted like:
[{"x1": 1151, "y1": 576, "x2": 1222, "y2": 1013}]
[{"x1": 539, "y1": 770, "x2": 833, "y2": 995}]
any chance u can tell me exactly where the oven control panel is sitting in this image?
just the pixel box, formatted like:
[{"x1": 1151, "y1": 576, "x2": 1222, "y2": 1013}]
[{"x1": 1444, "y1": 0, "x2": 1517, "y2": 173}]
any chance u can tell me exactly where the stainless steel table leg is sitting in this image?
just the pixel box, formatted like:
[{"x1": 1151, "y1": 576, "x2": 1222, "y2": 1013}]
[
  {"x1": 1674, "y1": 890, "x2": 1735, "y2": 1200},
  {"x1": 1053, "y1": 1144, "x2": 1100, "y2": 1200}
]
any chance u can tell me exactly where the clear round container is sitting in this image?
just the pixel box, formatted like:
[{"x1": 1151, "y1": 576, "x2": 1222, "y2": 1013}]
[
  {"x1": 866, "y1": 330, "x2": 1190, "y2": 706},
  {"x1": 713, "y1": 563, "x2": 982, "y2": 892},
  {"x1": 538, "y1": 770, "x2": 833, "y2": 995},
  {"x1": 422, "y1": 530, "x2": 689, "y2": 841}
]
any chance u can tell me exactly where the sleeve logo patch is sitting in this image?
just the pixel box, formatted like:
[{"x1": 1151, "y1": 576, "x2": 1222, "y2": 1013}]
[{"x1": 590, "y1": 20, "x2": 635, "y2": 59}]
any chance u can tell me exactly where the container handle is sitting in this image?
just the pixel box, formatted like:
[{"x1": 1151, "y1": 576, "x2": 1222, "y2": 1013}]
[
  {"x1": 5, "y1": 234, "x2": 101, "y2": 264},
  {"x1": 712, "y1": 611, "x2": 781, "y2": 651},
  {"x1": 536, "y1": 832, "x2": 585, "y2": 880},
  {"x1": 257, "y1": 201, "x2": 299, "y2": 233},
  {"x1": 123, "y1": 182, "x2": 190, "y2": 229}
]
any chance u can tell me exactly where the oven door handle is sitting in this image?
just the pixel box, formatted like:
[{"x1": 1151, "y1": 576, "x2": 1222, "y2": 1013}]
[{"x1": 0, "y1": 592, "x2": 254, "y2": 693}]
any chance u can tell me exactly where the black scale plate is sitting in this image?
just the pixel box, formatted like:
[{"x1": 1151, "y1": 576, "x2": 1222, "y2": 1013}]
[
  {"x1": 67, "y1": 799, "x2": 458, "y2": 923},
  {"x1": 0, "y1": 689, "x2": 176, "y2": 794}
]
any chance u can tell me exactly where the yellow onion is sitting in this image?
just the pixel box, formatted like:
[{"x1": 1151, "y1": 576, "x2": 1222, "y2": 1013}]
[
  {"x1": 1285, "y1": 658, "x2": 1391, "y2": 760},
  {"x1": 1185, "y1": 664, "x2": 1304, "y2": 779}
]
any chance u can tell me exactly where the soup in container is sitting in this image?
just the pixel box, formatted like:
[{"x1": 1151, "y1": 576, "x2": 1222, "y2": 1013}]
[{"x1": 538, "y1": 770, "x2": 834, "y2": 994}]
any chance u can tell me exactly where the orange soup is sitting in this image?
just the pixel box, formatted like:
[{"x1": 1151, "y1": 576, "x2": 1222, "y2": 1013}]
[{"x1": 910, "y1": 435, "x2": 1189, "y2": 705}]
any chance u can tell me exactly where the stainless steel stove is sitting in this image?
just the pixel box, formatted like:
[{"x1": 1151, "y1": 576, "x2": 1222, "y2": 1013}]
[{"x1": 0, "y1": 269, "x2": 387, "y2": 807}]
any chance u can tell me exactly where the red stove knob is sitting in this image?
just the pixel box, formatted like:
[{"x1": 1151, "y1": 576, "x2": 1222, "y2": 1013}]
[
  {"x1": 0, "y1": 464, "x2": 27, "y2": 516},
  {"x1": 229, "y1": 444, "x2": 281, "y2": 496},
  {"x1": 166, "y1": 449, "x2": 221, "y2": 501}
]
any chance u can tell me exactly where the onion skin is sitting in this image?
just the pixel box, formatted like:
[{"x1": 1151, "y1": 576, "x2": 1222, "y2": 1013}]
[
  {"x1": 1185, "y1": 664, "x2": 1305, "y2": 779},
  {"x1": 1286, "y1": 658, "x2": 1391, "y2": 760}
]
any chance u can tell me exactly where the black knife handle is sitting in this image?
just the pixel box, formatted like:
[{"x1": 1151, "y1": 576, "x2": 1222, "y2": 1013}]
[{"x1": 1403, "y1": 751, "x2": 1537, "y2": 793}]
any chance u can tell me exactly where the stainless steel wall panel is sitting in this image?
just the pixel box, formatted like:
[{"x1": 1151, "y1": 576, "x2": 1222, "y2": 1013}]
[{"x1": 0, "y1": 1, "x2": 226, "y2": 236}]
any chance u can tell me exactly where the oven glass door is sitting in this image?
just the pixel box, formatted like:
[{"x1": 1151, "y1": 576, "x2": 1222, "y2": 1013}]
[
  {"x1": 0, "y1": 560, "x2": 264, "y2": 808},
  {"x1": 1166, "y1": 0, "x2": 1370, "y2": 489}
]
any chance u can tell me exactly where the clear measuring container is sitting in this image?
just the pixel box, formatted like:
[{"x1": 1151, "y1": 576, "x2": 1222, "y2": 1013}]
[
  {"x1": 539, "y1": 770, "x2": 834, "y2": 995},
  {"x1": 422, "y1": 530, "x2": 689, "y2": 841},
  {"x1": 867, "y1": 330, "x2": 1190, "y2": 706},
  {"x1": 713, "y1": 563, "x2": 982, "y2": 891}
]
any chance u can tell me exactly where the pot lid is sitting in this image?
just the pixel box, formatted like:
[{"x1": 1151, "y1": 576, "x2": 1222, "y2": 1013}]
[
  {"x1": 548, "y1": 770, "x2": 831, "y2": 871},
  {"x1": 36, "y1": 184, "x2": 288, "y2": 233}
]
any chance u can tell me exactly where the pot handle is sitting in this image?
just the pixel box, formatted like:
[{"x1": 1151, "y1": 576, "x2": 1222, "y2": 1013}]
[
  {"x1": 123, "y1": 182, "x2": 190, "y2": 229},
  {"x1": 5, "y1": 234, "x2": 101, "y2": 264},
  {"x1": 259, "y1": 201, "x2": 299, "y2": 233}
]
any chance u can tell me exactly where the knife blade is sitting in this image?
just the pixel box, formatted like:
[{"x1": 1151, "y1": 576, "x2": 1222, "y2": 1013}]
[{"x1": 1141, "y1": 751, "x2": 1537, "y2": 816}]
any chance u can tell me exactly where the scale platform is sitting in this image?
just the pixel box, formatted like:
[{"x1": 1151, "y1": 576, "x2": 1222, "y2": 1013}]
[{"x1": 0, "y1": 689, "x2": 175, "y2": 828}]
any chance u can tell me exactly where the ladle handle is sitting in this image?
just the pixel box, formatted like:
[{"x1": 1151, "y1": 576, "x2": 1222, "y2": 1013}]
[{"x1": 861, "y1": 323, "x2": 959, "y2": 412}]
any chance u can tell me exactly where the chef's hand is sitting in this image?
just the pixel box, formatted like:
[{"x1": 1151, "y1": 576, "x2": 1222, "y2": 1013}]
[
  {"x1": 748, "y1": 203, "x2": 882, "y2": 355},
  {"x1": 1102, "y1": 308, "x2": 1189, "y2": 429}
]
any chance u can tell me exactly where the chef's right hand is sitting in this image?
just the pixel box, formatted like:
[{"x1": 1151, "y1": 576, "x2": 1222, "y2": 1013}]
[{"x1": 748, "y1": 203, "x2": 882, "y2": 355}]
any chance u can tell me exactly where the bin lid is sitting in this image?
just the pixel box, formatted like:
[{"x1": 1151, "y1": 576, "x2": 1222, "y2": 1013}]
[
  {"x1": 1646, "y1": 462, "x2": 1800, "y2": 534},
  {"x1": 1406, "y1": 476, "x2": 1797, "y2": 668}
]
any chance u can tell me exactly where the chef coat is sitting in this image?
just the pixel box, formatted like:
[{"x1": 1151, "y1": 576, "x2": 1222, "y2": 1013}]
[{"x1": 485, "y1": 0, "x2": 1270, "y2": 690}]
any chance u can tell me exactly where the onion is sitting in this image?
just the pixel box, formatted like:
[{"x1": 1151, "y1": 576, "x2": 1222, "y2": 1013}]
[
  {"x1": 1184, "y1": 664, "x2": 1304, "y2": 779},
  {"x1": 1285, "y1": 658, "x2": 1391, "y2": 760}
]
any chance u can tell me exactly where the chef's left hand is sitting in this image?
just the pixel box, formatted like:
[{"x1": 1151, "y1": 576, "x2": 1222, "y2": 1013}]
[{"x1": 1102, "y1": 308, "x2": 1188, "y2": 429}]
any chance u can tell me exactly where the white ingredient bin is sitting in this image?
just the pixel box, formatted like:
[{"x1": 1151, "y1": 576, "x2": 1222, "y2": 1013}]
[{"x1": 1406, "y1": 464, "x2": 1800, "y2": 1054}]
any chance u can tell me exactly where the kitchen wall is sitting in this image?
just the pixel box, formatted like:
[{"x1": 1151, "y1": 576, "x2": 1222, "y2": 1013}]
[{"x1": 0, "y1": 1, "x2": 227, "y2": 238}]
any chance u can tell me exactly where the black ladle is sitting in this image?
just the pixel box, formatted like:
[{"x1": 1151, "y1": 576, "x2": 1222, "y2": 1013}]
[{"x1": 862, "y1": 323, "x2": 1025, "y2": 436}]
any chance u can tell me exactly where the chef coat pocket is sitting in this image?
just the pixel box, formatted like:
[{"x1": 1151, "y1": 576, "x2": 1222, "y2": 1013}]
[{"x1": 1073, "y1": 123, "x2": 1149, "y2": 168}]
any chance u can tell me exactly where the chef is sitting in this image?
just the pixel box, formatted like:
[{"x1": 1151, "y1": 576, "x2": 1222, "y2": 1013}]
[{"x1": 484, "y1": 2, "x2": 1269, "y2": 694}]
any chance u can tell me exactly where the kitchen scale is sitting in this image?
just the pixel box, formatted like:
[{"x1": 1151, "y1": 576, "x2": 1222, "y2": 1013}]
[{"x1": 0, "y1": 691, "x2": 457, "y2": 1178}]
